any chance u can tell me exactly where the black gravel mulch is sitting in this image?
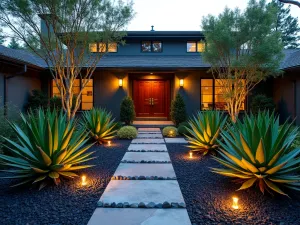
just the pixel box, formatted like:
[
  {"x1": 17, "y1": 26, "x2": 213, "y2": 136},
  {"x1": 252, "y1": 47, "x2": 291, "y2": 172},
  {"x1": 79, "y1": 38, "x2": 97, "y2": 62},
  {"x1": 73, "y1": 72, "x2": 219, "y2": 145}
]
[
  {"x1": 167, "y1": 143, "x2": 300, "y2": 225},
  {"x1": 0, "y1": 139, "x2": 131, "y2": 225}
]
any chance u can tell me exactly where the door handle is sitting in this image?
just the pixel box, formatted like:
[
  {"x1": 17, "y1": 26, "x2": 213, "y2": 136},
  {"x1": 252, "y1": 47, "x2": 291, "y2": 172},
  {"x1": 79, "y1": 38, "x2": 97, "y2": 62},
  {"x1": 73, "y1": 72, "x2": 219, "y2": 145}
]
[{"x1": 151, "y1": 98, "x2": 154, "y2": 106}]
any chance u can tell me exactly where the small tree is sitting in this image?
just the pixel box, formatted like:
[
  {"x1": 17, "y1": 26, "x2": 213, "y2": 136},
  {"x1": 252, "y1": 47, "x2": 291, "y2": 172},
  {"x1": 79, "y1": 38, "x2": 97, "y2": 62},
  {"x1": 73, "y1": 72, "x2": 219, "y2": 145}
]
[
  {"x1": 170, "y1": 93, "x2": 187, "y2": 126},
  {"x1": 202, "y1": 0, "x2": 284, "y2": 122},
  {"x1": 120, "y1": 96, "x2": 135, "y2": 125}
]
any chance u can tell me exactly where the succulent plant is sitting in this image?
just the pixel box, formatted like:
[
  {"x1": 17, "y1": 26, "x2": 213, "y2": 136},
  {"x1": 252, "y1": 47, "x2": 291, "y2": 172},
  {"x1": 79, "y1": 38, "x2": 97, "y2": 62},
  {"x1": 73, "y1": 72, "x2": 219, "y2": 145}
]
[
  {"x1": 186, "y1": 111, "x2": 227, "y2": 155},
  {"x1": 212, "y1": 111, "x2": 300, "y2": 196},
  {"x1": 81, "y1": 108, "x2": 117, "y2": 144},
  {"x1": 0, "y1": 109, "x2": 94, "y2": 189}
]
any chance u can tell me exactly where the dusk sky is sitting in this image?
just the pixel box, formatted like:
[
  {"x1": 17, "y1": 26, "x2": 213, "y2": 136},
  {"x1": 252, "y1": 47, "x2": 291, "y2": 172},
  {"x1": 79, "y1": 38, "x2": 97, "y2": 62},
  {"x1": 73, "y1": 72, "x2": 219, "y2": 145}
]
[{"x1": 127, "y1": 0, "x2": 300, "y2": 31}]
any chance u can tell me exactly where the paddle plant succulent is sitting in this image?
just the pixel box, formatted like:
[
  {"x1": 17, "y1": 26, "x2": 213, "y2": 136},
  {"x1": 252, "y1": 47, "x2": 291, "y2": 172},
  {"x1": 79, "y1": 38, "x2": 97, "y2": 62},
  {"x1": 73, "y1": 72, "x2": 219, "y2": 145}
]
[
  {"x1": 212, "y1": 111, "x2": 300, "y2": 196},
  {"x1": 81, "y1": 108, "x2": 117, "y2": 144},
  {"x1": 0, "y1": 109, "x2": 95, "y2": 189},
  {"x1": 186, "y1": 111, "x2": 227, "y2": 155}
]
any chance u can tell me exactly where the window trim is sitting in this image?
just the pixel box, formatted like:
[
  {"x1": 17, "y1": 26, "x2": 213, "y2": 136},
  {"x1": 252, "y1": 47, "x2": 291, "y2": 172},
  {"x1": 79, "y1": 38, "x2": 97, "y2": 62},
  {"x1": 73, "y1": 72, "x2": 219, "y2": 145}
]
[
  {"x1": 187, "y1": 40, "x2": 206, "y2": 53},
  {"x1": 141, "y1": 40, "x2": 163, "y2": 53}
]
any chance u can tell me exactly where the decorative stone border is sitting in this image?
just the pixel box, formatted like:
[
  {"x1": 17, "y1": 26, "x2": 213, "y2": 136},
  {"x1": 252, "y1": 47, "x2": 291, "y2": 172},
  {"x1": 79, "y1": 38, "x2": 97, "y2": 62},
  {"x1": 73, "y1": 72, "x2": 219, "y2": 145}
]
[
  {"x1": 127, "y1": 150, "x2": 167, "y2": 152},
  {"x1": 121, "y1": 160, "x2": 171, "y2": 163},
  {"x1": 97, "y1": 201, "x2": 186, "y2": 209},
  {"x1": 111, "y1": 175, "x2": 176, "y2": 180}
]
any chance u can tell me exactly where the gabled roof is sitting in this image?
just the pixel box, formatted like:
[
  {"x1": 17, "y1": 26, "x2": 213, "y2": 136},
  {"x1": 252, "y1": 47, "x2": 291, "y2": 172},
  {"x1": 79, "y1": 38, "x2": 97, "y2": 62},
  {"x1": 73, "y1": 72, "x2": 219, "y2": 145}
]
[{"x1": 280, "y1": 49, "x2": 300, "y2": 70}]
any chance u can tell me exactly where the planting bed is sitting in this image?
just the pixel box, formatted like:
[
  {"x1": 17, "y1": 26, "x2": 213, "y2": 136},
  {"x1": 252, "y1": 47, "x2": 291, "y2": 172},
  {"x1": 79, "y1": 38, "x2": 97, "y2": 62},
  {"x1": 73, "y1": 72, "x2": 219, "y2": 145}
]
[
  {"x1": 167, "y1": 143, "x2": 300, "y2": 225},
  {"x1": 0, "y1": 139, "x2": 130, "y2": 225}
]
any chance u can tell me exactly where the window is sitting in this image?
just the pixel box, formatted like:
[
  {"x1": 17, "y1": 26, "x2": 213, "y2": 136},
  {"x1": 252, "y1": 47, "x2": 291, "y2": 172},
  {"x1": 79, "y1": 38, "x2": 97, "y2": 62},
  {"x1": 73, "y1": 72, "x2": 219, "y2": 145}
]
[
  {"x1": 141, "y1": 41, "x2": 162, "y2": 52},
  {"x1": 187, "y1": 40, "x2": 206, "y2": 52},
  {"x1": 52, "y1": 78, "x2": 93, "y2": 110},
  {"x1": 89, "y1": 42, "x2": 117, "y2": 53},
  {"x1": 201, "y1": 79, "x2": 245, "y2": 110}
]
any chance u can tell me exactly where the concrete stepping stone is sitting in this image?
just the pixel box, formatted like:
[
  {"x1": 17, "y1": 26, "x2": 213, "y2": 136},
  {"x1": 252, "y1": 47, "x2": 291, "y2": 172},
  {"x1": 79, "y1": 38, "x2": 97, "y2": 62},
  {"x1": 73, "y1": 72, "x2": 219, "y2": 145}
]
[
  {"x1": 128, "y1": 144, "x2": 167, "y2": 152},
  {"x1": 114, "y1": 163, "x2": 175, "y2": 178},
  {"x1": 122, "y1": 152, "x2": 171, "y2": 162},
  {"x1": 88, "y1": 208, "x2": 192, "y2": 225},
  {"x1": 132, "y1": 139, "x2": 165, "y2": 144},
  {"x1": 138, "y1": 131, "x2": 161, "y2": 134},
  {"x1": 138, "y1": 128, "x2": 161, "y2": 132},
  {"x1": 99, "y1": 180, "x2": 185, "y2": 205},
  {"x1": 165, "y1": 138, "x2": 188, "y2": 143},
  {"x1": 137, "y1": 133, "x2": 163, "y2": 139}
]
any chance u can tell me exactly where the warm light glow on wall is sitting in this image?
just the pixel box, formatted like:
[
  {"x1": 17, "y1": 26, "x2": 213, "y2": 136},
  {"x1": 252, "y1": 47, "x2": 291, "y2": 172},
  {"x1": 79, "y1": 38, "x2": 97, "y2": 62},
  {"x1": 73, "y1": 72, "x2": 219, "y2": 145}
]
[
  {"x1": 119, "y1": 78, "x2": 123, "y2": 87},
  {"x1": 179, "y1": 79, "x2": 184, "y2": 87}
]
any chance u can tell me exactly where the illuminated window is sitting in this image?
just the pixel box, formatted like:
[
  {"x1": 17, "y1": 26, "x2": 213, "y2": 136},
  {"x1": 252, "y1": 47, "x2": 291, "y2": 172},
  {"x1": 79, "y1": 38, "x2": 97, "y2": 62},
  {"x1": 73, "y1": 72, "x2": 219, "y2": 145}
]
[
  {"x1": 52, "y1": 79, "x2": 93, "y2": 110},
  {"x1": 99, "y1": 42, "x2": 106, "y2": 52},
  {"x1": 89, "y1": 42, "x2": 118, "y2": 53},
  {"x1": 89, "y1": 43, "x2": 97, "y2": 53},
  {"x1": 141, "y1": 41, "x2": 162, "y2": 52},
  {"x1": 201, "y1": 79, "x2": 245, "y2": 111},
  {"x1": 108, "y1": 43, "x2": 117, "y2": 52},
  {"x1": 187, "y1": 41, "x2": 206, "y2": 52}
]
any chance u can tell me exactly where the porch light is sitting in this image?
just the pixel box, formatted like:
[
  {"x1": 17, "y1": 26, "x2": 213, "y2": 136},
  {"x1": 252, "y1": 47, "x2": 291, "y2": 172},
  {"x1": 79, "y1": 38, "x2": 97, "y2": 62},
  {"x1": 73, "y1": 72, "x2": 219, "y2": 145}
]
[
  {"x1": 81, "y1": 175, "x2": 87, "y2": 186},
  {"x1": 232, "y1": 196, "x2": 239, "y2": 209},
  {"x1": 119, "y1": 78, "x2": 123, "y2": 87},
  {"x1": 179, "y1": 79, "x2": 184, "y2": 87},
  {"x1": 189, "y1": 151, "x2": 193, "y2": 159}
]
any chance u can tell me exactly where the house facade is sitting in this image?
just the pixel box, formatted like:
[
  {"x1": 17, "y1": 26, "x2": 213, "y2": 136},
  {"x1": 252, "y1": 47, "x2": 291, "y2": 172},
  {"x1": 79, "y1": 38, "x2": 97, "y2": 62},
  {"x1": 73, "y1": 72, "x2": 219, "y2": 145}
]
[{"x1": 0, "y1": 31, "x2": 300, "y2": 124}]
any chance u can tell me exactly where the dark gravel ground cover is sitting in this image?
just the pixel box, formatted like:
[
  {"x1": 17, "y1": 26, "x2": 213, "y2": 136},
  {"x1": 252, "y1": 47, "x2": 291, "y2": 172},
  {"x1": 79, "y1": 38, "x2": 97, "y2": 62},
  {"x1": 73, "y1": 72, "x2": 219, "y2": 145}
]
[
  {"x1": 0, "y1": 139, "x2": 130, "y2": 225},
  {"x1": 167, "y1": 143, "x2": 300, "y2": 225}
]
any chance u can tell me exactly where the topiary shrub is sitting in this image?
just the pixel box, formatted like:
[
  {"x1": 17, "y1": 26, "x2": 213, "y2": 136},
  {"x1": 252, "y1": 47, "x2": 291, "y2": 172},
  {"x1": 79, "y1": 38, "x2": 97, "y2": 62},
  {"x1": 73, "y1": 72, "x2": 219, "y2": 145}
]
[
  {"x1": 120, "y1": 96, "x2": 135, "y2": 125},
  {"x1": 117, "y1": 126, "x2": 138, "y2": 139},
  {"x1": 162, "y1": 126, "x2": 178, "y2": 137},
  {"x1": 177, "y1": 122, "x2": 191, "y2": 136},
  {"x1": 170, "y1": 93, "x2": 187, "y2": 126},
  {"x1": 250, "y1": 94, "x2": 276, "y2": 115}
]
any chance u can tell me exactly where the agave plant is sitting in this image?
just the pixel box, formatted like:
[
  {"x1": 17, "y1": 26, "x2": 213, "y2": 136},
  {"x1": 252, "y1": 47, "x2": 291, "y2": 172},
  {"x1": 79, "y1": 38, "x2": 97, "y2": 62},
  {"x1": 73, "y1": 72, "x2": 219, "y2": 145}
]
[
  {"x1": 185, "y1": 111, "x2": 228, "y2": 155},
  {"x1": 0, "y1": 109, "x2": 95, "y2": 189},
  {"x1": 81, "y1": 108, "x2": 117, "y2": 144},
  {"x1": 212, "y1": 111, "x2": 300, "y2": 196}
]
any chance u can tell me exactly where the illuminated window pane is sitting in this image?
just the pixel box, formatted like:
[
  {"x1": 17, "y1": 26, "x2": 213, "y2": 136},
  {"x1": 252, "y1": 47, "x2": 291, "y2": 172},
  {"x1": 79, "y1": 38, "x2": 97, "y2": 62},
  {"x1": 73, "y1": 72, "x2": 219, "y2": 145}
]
[
  {"x1": 201, "y1": 86, "x2": 213, "y2": 95},
  {"x1": 201, "y1": 79, "x2": 213, "y2": 86},
  {"x1": 197, "y1": 41, "x2": 206, "y2": 52},
  {"x1": 81, "y1": 79, "x2": 93, "y2": 110},
  {"x1": 82, "y1": 103, "x2": 93, "y2": 110},
  {"x1": 201, "y1": 79, "x2": 213, "y2": 110},
  {"x1": 99, "y1": 42, "x2": 106, "y2": 52},
  {"x1": 142, "y1": 41, "x2": 151, "y2": 52},
  {"x1": 89, "y1": 43, "x2": 97, "y2": 53},
  {"x1": 108, "y1": 43, "x2": 117, "y2": 52},
  {"x1": 152, "y1": 41, "x2": 162, "y2": 52},
  {"x1": 187, "y1": 41, "x2": 196, "y2": 52}
]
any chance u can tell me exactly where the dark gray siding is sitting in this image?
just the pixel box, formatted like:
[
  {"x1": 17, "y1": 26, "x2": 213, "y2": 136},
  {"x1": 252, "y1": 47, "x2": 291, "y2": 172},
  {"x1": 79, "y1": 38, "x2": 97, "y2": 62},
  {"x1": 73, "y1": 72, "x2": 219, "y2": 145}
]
[{"x1": 0, "y1": 73, "x2": 4, "y2": 107}]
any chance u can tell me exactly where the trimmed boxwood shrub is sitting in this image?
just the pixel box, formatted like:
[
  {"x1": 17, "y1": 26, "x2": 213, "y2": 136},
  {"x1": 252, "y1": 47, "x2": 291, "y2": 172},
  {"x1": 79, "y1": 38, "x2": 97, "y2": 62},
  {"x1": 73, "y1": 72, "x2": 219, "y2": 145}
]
[
  {"x1": 117, "y1": 126, "x2": 138, "y2": 139},
  {"x1": 162, "y1": 126, "x2": 178, "y2": 137},
  {"x1": 170, "y1": 93, "x2": 187, "y2": 126},
  {"x1": 177, "y1": 122, "x2": 191, "y2": 136},
  {"x1": 250, "y1": 94, "x2": 275, "y2": 115},
  {"x1": 120, "y1": 96, "x2": 135, "y2": 125}
]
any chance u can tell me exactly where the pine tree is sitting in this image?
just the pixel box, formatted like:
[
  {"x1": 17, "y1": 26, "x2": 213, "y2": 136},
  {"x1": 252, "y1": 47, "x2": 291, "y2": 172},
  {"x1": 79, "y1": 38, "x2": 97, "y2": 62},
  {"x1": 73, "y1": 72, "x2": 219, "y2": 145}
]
[
  {"x1": 272, "y1": 0, "x2": 300, "y2": 49},
  {"x1": 0, "y1": 28, "x2": 5, "y2": 45},
  {"x1": 170, "y1": 93, "x2": 187, "y2": 126},
  {"x1": 7, "y1": 37, "x2": 22, "y2": 49}
]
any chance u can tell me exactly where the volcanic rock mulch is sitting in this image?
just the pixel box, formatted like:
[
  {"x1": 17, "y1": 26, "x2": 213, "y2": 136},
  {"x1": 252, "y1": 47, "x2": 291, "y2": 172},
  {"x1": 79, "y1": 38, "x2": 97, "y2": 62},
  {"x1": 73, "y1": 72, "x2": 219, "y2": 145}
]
[
  {"x1": 0, "y1": 140, "x2": 130, "y2": 225},
  {"x1": 167, "y1": 143, "x2": 300, "y2": 225}
]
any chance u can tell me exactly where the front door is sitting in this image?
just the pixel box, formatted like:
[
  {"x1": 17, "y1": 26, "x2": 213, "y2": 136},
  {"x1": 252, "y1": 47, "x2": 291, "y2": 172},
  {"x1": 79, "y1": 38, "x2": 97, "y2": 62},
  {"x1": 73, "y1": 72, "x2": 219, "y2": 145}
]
[{"x1": 133, "y1": 80, "x2": 170, "y2": 118}]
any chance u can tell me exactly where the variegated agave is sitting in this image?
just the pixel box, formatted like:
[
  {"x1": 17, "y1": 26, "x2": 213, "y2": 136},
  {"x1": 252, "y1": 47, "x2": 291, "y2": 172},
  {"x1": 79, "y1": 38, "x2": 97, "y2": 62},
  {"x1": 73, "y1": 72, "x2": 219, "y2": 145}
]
[
  {"x1": 212, "y1": 111, "x2": 300, "y2": 196},
  {"x1": 0, "y1": 109, "x2": 95, "y2": 189},
  {"x1": 186, "y1": 111, "x2": 227, "y2": 155},
  {"x1": 81, "y1": 108, "x2": 117, "y2": 144}
]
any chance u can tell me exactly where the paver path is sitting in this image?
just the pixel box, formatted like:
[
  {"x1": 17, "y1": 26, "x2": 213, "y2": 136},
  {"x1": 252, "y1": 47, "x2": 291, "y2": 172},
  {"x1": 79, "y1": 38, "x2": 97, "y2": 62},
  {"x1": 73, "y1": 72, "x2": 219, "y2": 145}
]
[{"x1": 88, "y1": 128, "x2": 191, "y2": 225}]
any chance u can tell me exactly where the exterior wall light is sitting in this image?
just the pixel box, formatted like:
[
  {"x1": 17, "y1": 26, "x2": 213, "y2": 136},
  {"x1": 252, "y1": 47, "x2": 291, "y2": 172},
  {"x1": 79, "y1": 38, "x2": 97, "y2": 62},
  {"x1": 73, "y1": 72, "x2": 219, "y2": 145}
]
[
  {"x1": 179, "y1": 79, "x2": 184, "y2": 87},
  {"x1": 119, "y1": 78, "x2": 123, "y2": 87}
]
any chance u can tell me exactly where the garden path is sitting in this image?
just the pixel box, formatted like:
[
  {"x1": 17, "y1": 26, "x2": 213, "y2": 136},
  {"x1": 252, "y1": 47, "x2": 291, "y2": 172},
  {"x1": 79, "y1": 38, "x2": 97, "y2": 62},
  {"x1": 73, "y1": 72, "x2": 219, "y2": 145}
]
[{"x1": 88, "y1": 128, "x2": 191, "y2": 225}]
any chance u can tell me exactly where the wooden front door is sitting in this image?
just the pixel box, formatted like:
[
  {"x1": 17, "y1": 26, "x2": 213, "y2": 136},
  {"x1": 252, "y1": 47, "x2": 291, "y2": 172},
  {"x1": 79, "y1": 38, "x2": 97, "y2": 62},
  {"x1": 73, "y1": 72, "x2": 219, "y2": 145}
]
[{"x1": 133, "y1": 80, "x2": 170, "y2": 118}]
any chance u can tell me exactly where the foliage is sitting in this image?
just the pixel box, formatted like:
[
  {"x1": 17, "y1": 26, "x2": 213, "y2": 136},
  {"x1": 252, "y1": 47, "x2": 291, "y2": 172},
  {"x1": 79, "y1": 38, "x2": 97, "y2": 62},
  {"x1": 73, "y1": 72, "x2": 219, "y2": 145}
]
[
  {"x1": 0, "y1": 109, "x2": 94, "y2": 188},
  {"x1": 212, "y1": 111, "x2": 300, "y2": 196},
  {"x1": 117, "y1": 126, "x2": 137, "y2": 139},
  {"x1": 25, "y1": 90, "x2": 48, "y2": 111},
  {"x1": 81, "y1": 108, "x2": 116, "y2": 144},
  {"x1": 0, "y1": 0, "x2": 134, "y2": 120},
  {"x1": 120, "y1": 96, "x2": 135, "y2": 125},
  {"x1": 250, "y1": 94, "x2": 276, "y2": 115},
  {"x1": 202, "y1": 0, "x2": 284, "y2": 122},
  {"x1": 170, "y1": 93, "x2": 187, "y2": 126},
  {"x1": 0, "y1": 28, "x2": 5, "y2": 45},
  {"x1": 177, "y1": 122, "x2": 191, "y2": 136},
  {"x1": 7, "y1": 37, "x2": 23, "y2": 49},
  {"x1": 162, "y1": 126, "x2": 178, "y2": 137},
  {"x1": 186, "y1": 111, "x2": 228, "y2": 155},
  {"x1": 113, "y1": 121, "x2": 123, "y2": 131},
  {"x1": 270, "y1": 0, "x2": 300, "y2": 48}
]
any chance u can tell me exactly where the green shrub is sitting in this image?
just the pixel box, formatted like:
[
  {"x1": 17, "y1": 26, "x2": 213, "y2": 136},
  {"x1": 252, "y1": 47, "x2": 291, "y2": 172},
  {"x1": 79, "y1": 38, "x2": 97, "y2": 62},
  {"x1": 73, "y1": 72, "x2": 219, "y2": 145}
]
[
  {"x1": 0, "y1": 109, "x2": 94, "y2": 189},
  {"x1": 81, "y1": 108, "x2": 117, "y2": 144},
  {"x1": 25, "y1": 89, "x2": 48, "y2": 111},
  {"x1": 120, "y1": 96, "x2": 135, "y2": 125},
  {"x1": 212, "y1": 111, "x2": 300, "y2": 196},
  {"x1": 162, "y1": 126, "x2": 178, "y2": 137},
  {"x1": 177, "y1": 122, "x2": 191, "y2": 136},
  {"x1": 113, "y1": 121, "x2": 123, "y2": 131},
  {"x1": 49, "y1": 95, "x2": 77, "y2": 111},
  {"x1": 186, "y1": 111, "x2": 227, "y2": 155},
  {"x1": 117, "y1": 126, "x2": 137, "y2": 139},
  {"x1": 250, "y1": 94, "x2": 276, "y2": 115},
  {"x1": 170, "y1": 93, "x2": 187, "y2": 126}
]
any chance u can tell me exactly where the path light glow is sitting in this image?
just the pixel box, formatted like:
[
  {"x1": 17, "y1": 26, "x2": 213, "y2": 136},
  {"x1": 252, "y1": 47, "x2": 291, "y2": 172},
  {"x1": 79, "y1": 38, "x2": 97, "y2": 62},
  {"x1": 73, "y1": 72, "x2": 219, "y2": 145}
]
[
  {"x1": 189, "y1": 151, "x2": 193, "y2": 159},
  {"x1": 232, "y1": 196, "x2": 239, "y2": 209},
  {"x1": 169, "y1": 130, "x2": 174, "y2": 137},
  {"x1": 81, "y1": 175, "x2": 87, "y2": 186},
  {"x1": 108, "y1": 141, "x2": 111, "y2": 146}
]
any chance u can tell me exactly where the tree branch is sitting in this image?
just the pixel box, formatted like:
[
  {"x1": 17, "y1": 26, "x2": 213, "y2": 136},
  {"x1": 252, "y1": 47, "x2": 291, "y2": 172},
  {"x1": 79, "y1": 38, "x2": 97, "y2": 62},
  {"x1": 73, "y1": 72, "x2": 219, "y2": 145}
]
[{"x1": 278, "y1": 0, "x2": 300, "y2": 7}]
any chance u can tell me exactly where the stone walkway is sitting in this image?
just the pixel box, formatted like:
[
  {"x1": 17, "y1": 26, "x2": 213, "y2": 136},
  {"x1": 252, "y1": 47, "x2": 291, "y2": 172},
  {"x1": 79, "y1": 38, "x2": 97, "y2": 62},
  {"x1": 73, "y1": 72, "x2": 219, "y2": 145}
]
[{"x1": 88, "y1": 128, "x2": 191, "y2": 225}]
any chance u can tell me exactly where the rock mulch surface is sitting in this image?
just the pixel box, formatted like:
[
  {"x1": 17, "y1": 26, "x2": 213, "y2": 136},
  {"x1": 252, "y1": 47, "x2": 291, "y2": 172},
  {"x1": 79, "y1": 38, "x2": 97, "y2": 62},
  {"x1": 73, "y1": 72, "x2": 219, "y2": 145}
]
[
  {"x1": 0, "y1": 140, "x2": 130, "y2": 225},
  {"x1": 167, "y1": 143, "x2": 300, "y2": 225}
]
